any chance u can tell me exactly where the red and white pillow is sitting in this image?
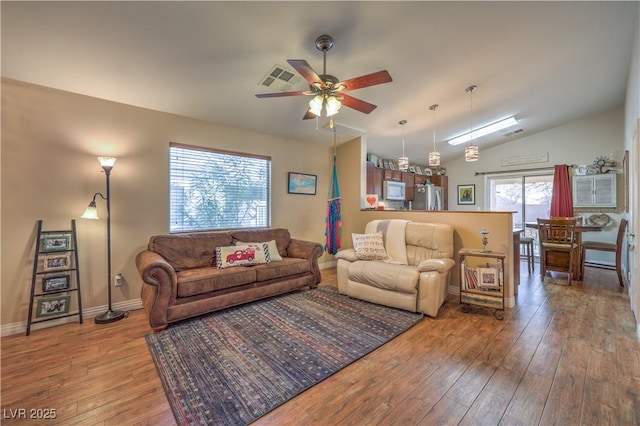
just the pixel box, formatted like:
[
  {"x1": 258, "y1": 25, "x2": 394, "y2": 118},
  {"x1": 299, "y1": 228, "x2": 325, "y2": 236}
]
[{"x1": 216, "y1": 243, "x2": 270, "y2": 268}]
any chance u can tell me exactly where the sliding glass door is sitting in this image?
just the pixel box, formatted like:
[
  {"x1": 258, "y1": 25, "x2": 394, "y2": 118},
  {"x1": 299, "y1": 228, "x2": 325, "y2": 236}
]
[{"x1": 486, "y1": 172, "x2": 554, "y2": 256}]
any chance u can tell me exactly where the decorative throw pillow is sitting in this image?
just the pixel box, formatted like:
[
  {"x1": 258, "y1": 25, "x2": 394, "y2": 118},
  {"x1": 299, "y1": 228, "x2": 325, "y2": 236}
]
[
  {"x1": 216, "y1": 243, "x2": 270, "y2": 268},
  {"x1": 352, "y1": 232, "x2": 388, "y2": 260},
  {"x1": 243, "y1": 240, "x2": 283, "y2": 261}
]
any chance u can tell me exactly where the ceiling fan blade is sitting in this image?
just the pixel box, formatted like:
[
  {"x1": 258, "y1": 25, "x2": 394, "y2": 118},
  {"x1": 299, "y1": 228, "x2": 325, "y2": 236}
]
[
  {"x1": 287, "y1": 59, "x2": 324, "y2": 87},
  {"x1": 337, "y1": 70, "x2": 392, "y2": 92},
  {"x1": 303, "y1": 110, "x2": 317, "y2": 120},
  {"x1": 340, "y1": 94, "x2": 378, "y2": 114},
  {"x1": 255, "y1": 90, "x2": 309, "y2": 98}
]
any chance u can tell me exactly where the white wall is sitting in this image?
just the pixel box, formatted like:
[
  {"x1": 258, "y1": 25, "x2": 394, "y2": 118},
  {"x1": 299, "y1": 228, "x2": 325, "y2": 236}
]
[{"x1": 624, "y1": 8, "x2": 640, "y2": 324}]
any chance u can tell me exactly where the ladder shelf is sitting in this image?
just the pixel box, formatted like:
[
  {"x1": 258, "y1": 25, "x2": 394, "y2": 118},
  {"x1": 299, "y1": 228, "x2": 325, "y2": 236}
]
[{"x1": 26, "y1": 220, "x2": 83, "y2": 335}]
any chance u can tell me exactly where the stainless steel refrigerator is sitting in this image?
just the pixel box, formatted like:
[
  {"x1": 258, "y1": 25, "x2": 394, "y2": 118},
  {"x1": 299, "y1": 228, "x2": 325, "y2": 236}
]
[{"x1": 412, "y1": 184, "x2": 443, "y2": 211}]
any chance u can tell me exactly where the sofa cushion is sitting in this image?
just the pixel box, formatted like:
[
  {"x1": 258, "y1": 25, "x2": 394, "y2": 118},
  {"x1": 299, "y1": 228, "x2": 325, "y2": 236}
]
[
  {"x1": 231, "y1": 228, "x2": 290, "y2": 258},
  {"x1": 216, "y1": 243, "x2": 270, "y2": 268},
  {"x1": 405, "y1": 222, "x2": 454, "y2": 266},
  {"x1": 176, "y1": 266, "x2": 256, "y2": 298},
  {"x1": 347, "y1": 261, "x2": 419, "y2": 294},
  {"x1": 253, "y1": 257, "x2": 311, "y2": 282},
  {"x1": 352, "y1": 232, "x2": 388, "y2": 260},
  {"x1": 149, "y1": 232, "x2": 233, "y2": 271}
]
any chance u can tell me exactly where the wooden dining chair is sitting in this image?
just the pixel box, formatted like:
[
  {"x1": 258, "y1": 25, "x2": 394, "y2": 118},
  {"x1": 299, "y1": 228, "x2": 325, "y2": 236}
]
[
  {"x1": 580, "y1": 218, "x2": 627, "y2": 287},
  {"x1": 537, "y1": 217, "x2": 579, "y2": 285}
]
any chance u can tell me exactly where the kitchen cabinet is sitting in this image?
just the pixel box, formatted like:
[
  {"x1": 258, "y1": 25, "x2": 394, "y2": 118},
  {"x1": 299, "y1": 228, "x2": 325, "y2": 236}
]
[
  {"x1": 366, "y1": 162, "x2": 384, "y2": 198},
  {"x1": 366, "y1": 162, "x2": 447, "y2": 207},
  {"x1": 572, "y1": 174, "x2": 616, "y2": 208},
  {"x1": 403, "y1": 172, "x2": 415, "y2": 201}
]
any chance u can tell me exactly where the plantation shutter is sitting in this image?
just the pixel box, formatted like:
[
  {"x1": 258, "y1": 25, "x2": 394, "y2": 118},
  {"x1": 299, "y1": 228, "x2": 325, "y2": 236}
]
[{"x1": 169, "y1": 143, "x2": 271, "y2": 233}]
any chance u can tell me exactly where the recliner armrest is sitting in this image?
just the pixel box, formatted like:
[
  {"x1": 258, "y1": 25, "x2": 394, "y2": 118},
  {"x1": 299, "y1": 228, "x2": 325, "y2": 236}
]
[
  {"x1": 335, "y1": 248, "x2": 358, "y2": 262},
  {"x1": 417, "y1": 258, "x2": 456, "y2": 273}
]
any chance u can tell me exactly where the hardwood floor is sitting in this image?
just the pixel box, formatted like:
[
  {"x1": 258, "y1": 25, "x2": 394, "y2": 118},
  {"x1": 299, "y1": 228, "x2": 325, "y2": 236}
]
[{"x1": 2, "y1": 265, "x2": 639, "y2": 425}]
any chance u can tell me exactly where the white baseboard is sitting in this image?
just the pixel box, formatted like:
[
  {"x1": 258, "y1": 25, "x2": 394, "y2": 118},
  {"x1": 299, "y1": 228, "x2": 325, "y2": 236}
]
[
  {"x1": 1, "y1": 299, "x2": 143, "y2": 337},
  {"x1": 319, "y1": 260, "x2": 337, "y2": 270}
]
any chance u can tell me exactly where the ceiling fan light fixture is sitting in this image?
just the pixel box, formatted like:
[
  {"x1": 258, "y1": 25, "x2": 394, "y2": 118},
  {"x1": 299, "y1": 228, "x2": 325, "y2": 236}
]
[
  {"x1": 309, "y1": 95, "x2": 323, "y2": 116},
  {"x1": 325, "y1": 95, "x2": 342, "y2": 116}
]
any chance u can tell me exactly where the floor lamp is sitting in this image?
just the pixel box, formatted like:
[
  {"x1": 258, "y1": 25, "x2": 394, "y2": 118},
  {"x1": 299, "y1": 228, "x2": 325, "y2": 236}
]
[{"x1": 81, "y1": 156, "x2": 126, "y2": 324}]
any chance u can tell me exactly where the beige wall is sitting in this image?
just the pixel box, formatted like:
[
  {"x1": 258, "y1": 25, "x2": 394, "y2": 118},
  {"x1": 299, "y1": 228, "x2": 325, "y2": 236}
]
[{"x1": 1, "y1": 78, "x2": 334, "y2": 330}]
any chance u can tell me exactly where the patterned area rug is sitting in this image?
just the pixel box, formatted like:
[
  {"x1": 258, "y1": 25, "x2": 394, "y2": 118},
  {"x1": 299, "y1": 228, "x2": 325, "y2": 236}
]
[{"x1": 145, "y1": 286, "x2": 423, "y2": 426}]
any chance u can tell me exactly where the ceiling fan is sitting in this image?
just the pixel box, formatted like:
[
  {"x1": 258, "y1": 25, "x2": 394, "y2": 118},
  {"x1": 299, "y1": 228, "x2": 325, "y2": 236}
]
[{"x1": 255, "y1": 34, "x2": 393, "y2": 121}]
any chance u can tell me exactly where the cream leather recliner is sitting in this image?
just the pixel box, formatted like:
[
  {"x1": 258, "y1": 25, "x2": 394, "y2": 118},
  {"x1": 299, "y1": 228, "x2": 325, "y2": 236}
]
[{"x1": 335, "y1": 220, "x2": 455, "y2": 317}]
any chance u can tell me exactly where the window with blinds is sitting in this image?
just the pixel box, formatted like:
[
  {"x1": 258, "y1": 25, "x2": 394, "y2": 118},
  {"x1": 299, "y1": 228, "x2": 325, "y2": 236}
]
[{"x1": 169, "y1": 143, "x2": 271, "y2": 233}]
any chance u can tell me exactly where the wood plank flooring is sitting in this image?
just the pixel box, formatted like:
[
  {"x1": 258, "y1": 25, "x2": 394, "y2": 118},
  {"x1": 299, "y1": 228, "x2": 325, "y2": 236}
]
[{"x1": 2, "y1": 265, "x2": 639, "y2": 425}]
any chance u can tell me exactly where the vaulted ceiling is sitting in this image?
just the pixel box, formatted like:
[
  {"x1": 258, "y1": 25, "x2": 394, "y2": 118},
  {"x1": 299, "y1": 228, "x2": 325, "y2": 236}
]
[{"x1": 2, "y1": 1, "x2": 637, "y2": 164}]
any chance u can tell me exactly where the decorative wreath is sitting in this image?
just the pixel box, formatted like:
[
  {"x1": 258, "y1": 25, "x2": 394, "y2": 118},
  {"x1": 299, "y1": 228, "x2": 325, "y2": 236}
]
[{"x1": 587, "y1": 213, "x2": 611, "y2": 227}]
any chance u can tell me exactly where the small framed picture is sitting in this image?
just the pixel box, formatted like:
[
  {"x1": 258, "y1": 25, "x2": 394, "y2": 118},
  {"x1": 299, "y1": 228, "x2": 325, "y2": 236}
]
[
  {"x1": 408, "y1": 165, "x2": 416, "y2": 173},
  {"x1": 414, "y1": 166, "x2": 423, "y2": 175},
  {"x1": 458, "y1": 184, "x2": 476, "y2": 205},
  {"x1": 42, "y1": 275, "x2": 70, "y2": 293},
  {"x1": 287, "y1": 172, "x2": 317, "y2": 195},
  {"x1": 36, "y1": 295, "x2": 71, "y2": 318},
  {"x1": 423, "y1": 168, "x2": 433, "y2": 176},
  {"x1": 43, "y1": 253, "x2": 71, "y2": 271},
  {"x1": 478, "y1": 268, "x2": 500, "y2": 290},
  {"x1": 364, "y1": 194, "x2": 379, "y2": 209},
  {"x1": 42, "y1": 234, "x2": 71, "y2": 252}
]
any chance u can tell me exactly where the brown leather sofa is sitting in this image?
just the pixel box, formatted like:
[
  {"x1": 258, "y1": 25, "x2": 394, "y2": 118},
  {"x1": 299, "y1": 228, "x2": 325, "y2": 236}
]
[{"x1": 136, "y1": 228, "x2": 323, "y2": 331}]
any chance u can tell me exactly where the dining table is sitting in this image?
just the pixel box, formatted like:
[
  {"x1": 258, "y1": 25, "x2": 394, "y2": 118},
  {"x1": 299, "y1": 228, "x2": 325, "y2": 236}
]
[{"x1": 525, "y1": 221, "x2": 603, "y2": 281}]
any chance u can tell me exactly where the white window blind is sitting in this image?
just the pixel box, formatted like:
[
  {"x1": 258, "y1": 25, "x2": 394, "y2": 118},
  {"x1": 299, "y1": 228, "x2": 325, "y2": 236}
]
[{"x1": 169, "y1": 143, "x2": 271, "y2": 232}]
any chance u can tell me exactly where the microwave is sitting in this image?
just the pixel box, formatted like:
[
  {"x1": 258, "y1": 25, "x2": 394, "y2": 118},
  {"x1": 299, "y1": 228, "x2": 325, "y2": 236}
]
[{"x1": 383, "y1": 180, "x2": 406, "y2": 200}]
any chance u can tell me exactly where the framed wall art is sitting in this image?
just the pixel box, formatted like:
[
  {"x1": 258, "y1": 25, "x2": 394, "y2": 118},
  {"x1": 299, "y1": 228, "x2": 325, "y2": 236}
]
[
  {"x1": 42, "y1": 275, "x2": 70, "y2": 293},
  {"x1": 457, "y1": 184, "x2": 476, "y2": 205},
  {"x1": 42, "y1": 234, "x2": 71, "y2": 252},
  {"x1": 287, "y1": 172, "x2": 317, "y2": 195},
  {"x1": 36, "y1": 295, "x2": 71, "y2": 318},
  {"x1": 43, "y1": 253, "x2": 71, "y2": 271}
]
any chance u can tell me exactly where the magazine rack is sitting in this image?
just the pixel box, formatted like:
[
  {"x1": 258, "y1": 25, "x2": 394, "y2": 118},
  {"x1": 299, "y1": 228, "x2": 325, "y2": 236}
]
[{"x1": 458, "y1": 248, "x2": 505, "y2": 320}]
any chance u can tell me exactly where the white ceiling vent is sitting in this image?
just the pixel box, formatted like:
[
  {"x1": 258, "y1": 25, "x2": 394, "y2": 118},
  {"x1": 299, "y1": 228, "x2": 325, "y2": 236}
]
[
  {"x1": 504, "y1": 128, "x2": 525, "y2": 137},
  {"x1": 259, "y1": 65, "x2": 302, "y2": 92}
]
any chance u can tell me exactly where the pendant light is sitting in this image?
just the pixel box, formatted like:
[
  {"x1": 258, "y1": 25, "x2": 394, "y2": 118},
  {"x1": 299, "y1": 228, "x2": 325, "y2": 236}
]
[
  {"x1": 428, "y1": 104, "x2": 440, "y2": 167},
  {"x1": 398, "y1": 119, "x2": 409, "y2": 171},
  {"x1": 464, "y1": 85, "x2": 479, "y2": 162}
]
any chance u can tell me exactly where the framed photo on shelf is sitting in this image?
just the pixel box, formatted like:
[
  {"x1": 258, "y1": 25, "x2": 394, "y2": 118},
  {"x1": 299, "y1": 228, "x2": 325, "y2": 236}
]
[
  {"x1": 42, "y1": 275, "x2": 70, "y2": 293},
  {"x1": 478, "y1": 267, "x2": 500, "y2": 289},
  {"x1": 36, "y1": 295, "x2": 70, "y2": 318},
  {"x1": 457, "y1": 184, "x2": 475, "y2": 205},
  {"x1": 414, "y1": 166, "x2": 423, "y2": 175},
  {"x1": 423, "y1": 168, "x2": 433, "y2": 176},
  {"x1": 43, "y1": 253, "x2": 71, "y2": 271},
  {"x1": 287, "y1": 172, "x2": 317, "y2": 195},
  {"x1": 42, "y1": 234, "x2": 71, "y2": 252}
]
